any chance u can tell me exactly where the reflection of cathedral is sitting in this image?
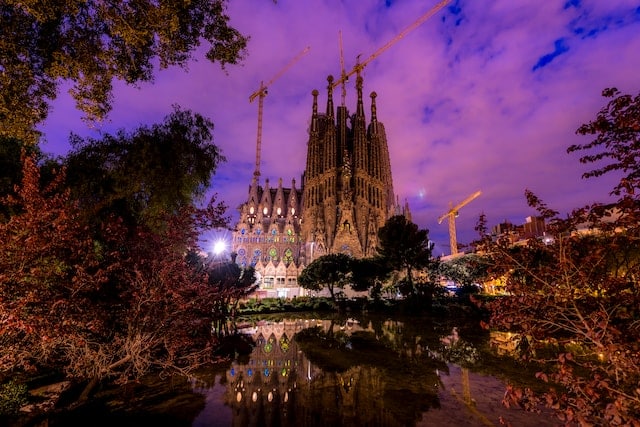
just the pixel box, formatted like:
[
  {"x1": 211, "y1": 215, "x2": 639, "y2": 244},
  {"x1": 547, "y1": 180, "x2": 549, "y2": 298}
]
[
  {"x1": 231, "y1": 75, "x2": 410, "y2": 297},
  {"x1": 223, "y1": 319, "x2": 405, "y2": 427}
]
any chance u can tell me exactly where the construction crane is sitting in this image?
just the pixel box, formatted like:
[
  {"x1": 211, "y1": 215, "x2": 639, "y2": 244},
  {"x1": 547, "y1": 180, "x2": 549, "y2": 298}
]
[
  {"x1": 331, "y1": 0, "x2": 450, "y2": 93},
  {"x1": 249, "y1": 46, "x2": 311, "y2": 178},
  {"x1": 338, "y1": 30, "x2": 348, "y2": 105},
  {"x1": 438, "y1": 190, "x2": 481, "y2": 256}
]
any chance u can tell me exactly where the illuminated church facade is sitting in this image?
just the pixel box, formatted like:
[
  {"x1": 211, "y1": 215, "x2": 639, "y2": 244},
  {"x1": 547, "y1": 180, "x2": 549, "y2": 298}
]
[{"x1": 231, "y1": 74, "x2": 409, "y2": 298}]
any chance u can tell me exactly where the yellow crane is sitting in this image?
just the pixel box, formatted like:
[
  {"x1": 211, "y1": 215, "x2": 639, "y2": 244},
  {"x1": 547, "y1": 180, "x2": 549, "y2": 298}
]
[
  {"x1": 249, "y1": 46, "x2": 311, "y2": 178},
  {"x1": 332, "y1": 0, "x2": 450, "y2": 93},
  {"x1": 338, "y1": 30, "x2": 348, "y2": 105},
  {"x1": 438, "y1": 190, "x2": 481, "y2": 256}
]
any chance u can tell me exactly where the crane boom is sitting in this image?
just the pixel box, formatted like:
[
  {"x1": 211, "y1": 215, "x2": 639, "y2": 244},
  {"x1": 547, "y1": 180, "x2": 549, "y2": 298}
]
[
  {"x1": 338, "y1": 30, "x2": 347, "y2": 105},
  {"x1": 249, "y1": 46, "x2": 311, "y2": 178},
  {"x1": 332, "y1": 0, "x2": 450, "y2": 90},
  {"x1": 438, "y1": 190, "x2": 481, "y2": 255},
  {"x1": 249, "y1": 46, "x2": 311, "y2": 103}
]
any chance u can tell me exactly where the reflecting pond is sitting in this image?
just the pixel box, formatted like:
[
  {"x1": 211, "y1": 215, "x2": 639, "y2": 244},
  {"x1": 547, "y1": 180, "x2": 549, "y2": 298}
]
[{"x1": 46, "y1": 313, "x2": 561, "y2": 427}]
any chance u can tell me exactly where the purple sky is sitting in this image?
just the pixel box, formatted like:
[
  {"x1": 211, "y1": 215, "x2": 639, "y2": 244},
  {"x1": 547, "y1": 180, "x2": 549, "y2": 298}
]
[{"x1": 39, "y1": 0, "x2": 640, "y2": 256}]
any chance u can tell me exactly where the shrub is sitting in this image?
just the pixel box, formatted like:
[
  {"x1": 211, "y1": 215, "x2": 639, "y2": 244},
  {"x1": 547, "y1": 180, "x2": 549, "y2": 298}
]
[{"x1": 0, "y1": 381, "x2": 28, "y2": 415}]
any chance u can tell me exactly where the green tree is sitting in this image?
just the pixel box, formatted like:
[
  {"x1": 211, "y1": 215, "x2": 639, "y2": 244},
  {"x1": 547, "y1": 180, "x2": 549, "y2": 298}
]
[
  {"x1": 439, "y1": 253, "x2": 490, "y2": 293},
  {"x1": 350, "y1": 257, "x2": 391, "y2": 302},
  {"x1": 376, "y1": 215, "x2": 437, "y2": 302},
  {"x1": 204, "y1": 257, "x2": 257, "y2": 335},
  {"x1": 298, "y1": 253, "x2": 353, "y2": 301},
  {"x1": 64, "y1": 107, "x2": 226, "y2": 230},
  {"x1": 478, "y1": 88, "x2": 640, "y2": 425},
  {"x1": 1, "y1": 0, "x2": 248, "y2": 143}
]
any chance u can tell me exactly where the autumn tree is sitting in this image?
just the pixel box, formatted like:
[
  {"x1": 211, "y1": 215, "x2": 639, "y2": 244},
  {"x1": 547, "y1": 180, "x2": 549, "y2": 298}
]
[
  {"x1": 0, "y1": 136, "x2": 62, "y2": 220},
  {"x1": 1, "y1": 0, "x2": 248, "y2": 143},
  {"x1": 376, "y1": 215, "x2": 438, "y2": 305},
  {"x1": 64, "y1": 107, "x2": 226, "y2": 230},
  {"x1": 478, "y1": 88, "x2": 640, "y2": 425},
  {"x1": 0, "y1": 154, "x2": 233, "y2": 404},
  {"x1": 298, "y1": 253, "x2": 353, "y2": 301}
]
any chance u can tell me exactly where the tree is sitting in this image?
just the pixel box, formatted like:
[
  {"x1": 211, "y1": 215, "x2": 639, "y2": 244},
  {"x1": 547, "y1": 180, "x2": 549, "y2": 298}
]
[
  {"x1": 0, "y1": 154, "x2": 231, "y2": 404},
  {"x1": 376, "y1": 215, "x2": 438, "y2": 304},
  {"x1": 570, "y1": 87, "x2": 640, "y2": 199},
  {"x1": 1, "y1": 0, "x2": 248, "y2": 143},
  {"x1": 298, "y1": 253, "x2": 353, "y2": 301},
  {"x1": 204, "y1": 258, "x2": 257, "y2": 335},
  {"x1": 477, "y1": 88, "x2": 640, "y2": 425},
  {"x1": 64, "y1": 107, "x2": 226, "y2": 230},
  {"x1": 351, "y1": 257, "x2": 392, "y2": 302},
  {"x1": 439, "y1": 253, "x2": 490, "y2": 294}
]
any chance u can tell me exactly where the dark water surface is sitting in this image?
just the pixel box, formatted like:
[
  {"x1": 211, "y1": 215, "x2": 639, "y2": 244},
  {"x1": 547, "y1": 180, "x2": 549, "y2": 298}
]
[{"x1": 46, "y1": 313, "x2": 561, "y2": 427}]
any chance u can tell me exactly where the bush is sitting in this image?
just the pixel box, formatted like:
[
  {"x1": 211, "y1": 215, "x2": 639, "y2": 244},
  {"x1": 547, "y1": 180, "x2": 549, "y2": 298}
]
[{"x1": 0, "y1": 380, "x2": 28, "y2": 415}]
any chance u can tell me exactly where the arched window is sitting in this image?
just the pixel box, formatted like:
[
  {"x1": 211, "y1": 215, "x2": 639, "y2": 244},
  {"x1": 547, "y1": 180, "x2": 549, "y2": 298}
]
[
  {"x1": 283, "y1": 248, "x2": 293, "y2": 265},
  {"x1": 269, "y1": 247, "x2": 278, "y2": 262}
]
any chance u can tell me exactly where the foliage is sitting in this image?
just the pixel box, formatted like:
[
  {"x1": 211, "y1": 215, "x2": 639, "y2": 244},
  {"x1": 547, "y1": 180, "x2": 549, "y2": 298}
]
[
  {"x1": 298, "y1": 253, "x2": 353, "y2": 301},
  {"x1": 1, "y1": 0, "x2": 248, "y2": 143},
  {"x1": 0, "y1": 380, "x2": 28, "y2": 416},
  {"x1": 64, "y1": 107, "x2": 227, "y2": 230},
  {"x1": 237, "y1": 297, "x2": 336, "y2": 315},
  {"x1": 438, "y1": 254, "x2": 490, "y2": 295},
  {"x1": 202, "y1": 257, "x2": 257, "y2": 335},
  {"x1": 350, "y1": 257, "x2": 391, "y2": 300},
  {"x1": 0, "y1": 136, "x2": 60, "y2": 220},
  {"x1": 376, "y1": 215, "x2": 438, "y2": 304},
  {"x1": 0, "y1": 154, "x2": 231, "y2": 401},
  {"x1": 476, "y1": 88, "x2": 640, "y2": 426},
  {"x1": 570, "y1": 87, "x2": 640, "y2": 198}
]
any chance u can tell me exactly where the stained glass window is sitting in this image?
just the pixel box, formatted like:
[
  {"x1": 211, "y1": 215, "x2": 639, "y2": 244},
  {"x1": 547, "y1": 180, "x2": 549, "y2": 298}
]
[{"x1": 284, "y1": 248, "x2": 293, "y2": 264}]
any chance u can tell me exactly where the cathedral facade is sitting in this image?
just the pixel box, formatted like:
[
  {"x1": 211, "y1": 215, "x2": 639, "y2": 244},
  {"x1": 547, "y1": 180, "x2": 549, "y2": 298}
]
[{"x1": 231, "y1": 74, "x2": 409, "y2": 298}]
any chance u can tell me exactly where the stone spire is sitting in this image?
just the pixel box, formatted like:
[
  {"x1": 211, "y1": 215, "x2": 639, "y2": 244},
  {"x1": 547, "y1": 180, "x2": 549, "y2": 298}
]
[
  {"x1": 326, "y1": 75, "x2": 335, "y2": 119},
  {"x1": 370, "y1": 91, "x2": 378, "y2": 134},
  {"x1": 274, "y1": 177, "x2": 286, "y2": 218},
  {"x1": 311, "y1": 89, "x2": 319, "y2": 134},
  {"x1": 287, "y1": 178, "x2": 299, "y2": 218},
  {"x1": 356, "y1": 74, "x2": 364, "y2": 118},
  {"x1": 260, "y1": 178, "x2": 272, "y2": 217}
]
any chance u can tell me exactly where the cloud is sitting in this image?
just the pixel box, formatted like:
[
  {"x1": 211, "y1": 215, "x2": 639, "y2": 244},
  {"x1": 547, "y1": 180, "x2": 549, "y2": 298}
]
[{"x1": 39, "y1": 0, "x2": 640, "y2": 253}]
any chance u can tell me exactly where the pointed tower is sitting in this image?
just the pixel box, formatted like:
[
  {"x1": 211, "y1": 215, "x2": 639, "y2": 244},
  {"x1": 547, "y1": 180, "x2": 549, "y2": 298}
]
[
  {"x1": 301, "y1": 74, "x2": 400, "y2": 261},
  {"x1": 232, "y1": 74, "x2": 407, "y2": 297}
]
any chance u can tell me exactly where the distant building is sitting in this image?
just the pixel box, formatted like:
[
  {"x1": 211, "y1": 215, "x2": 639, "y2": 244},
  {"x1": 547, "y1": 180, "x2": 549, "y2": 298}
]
[
  {"x1": 522, "y1": 215, "x2": 546, "y2": 238},
  {"x1": 231, "y1": 74, "x2": 409, "y2": 298},
  {"x1": 491, "y1": 220, "x2": 517, "y2": 236},
  {"x1": 490, "y1": 216, "x2": 547, "y2": 245}
]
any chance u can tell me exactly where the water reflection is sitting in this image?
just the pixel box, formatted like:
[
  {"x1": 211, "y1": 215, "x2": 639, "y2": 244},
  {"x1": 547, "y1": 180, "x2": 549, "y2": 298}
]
[{"x1": 191, "y1": 315, "x2": 558, "y2": 427}]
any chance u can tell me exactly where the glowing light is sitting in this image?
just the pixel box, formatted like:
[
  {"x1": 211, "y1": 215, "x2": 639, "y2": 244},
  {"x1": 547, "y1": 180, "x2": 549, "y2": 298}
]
[
  {"x1": 213, "y1": 240, "x2": 226, "y2": 255},
  {"x1": 199, "y1": 228, "x2": 232, "y2": 259}
]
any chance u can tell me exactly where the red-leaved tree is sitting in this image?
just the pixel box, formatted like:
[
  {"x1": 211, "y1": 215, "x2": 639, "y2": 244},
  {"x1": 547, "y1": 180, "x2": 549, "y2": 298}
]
[
  {"x1": 0, "y1": 154, "x2": 237, "y2": 402},
  {"x1": 475, "y1": 88, "x2": 640, "y2": 426}
]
